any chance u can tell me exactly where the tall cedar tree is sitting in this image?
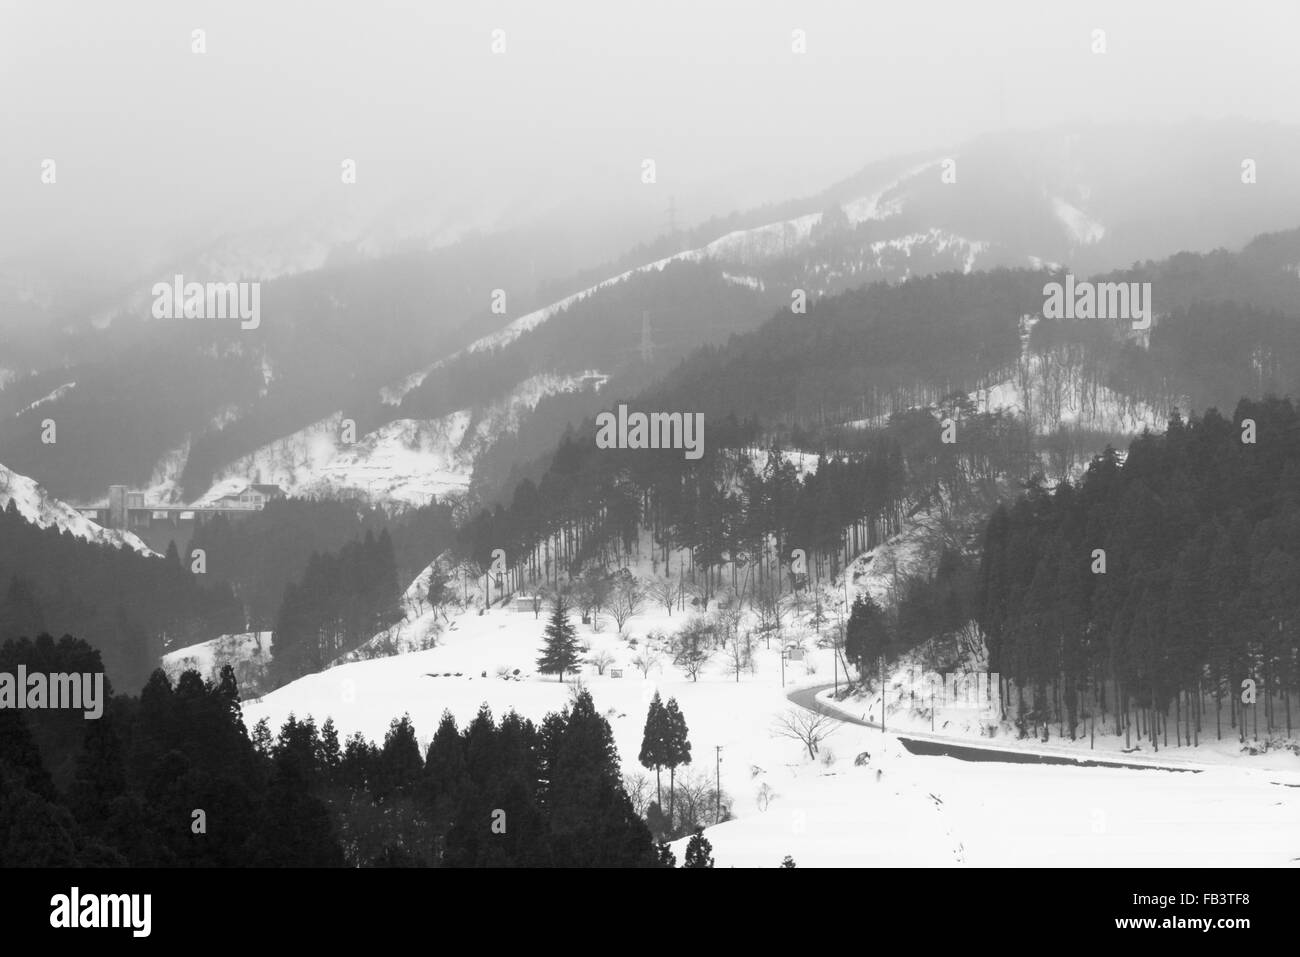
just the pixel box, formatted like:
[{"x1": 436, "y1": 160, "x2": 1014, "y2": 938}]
[
  {"x1": 638, "y1": 691, "x2": 668, "y2": 807},
  {"x1": 537, "y1": 593, "x2": 581, "y2": 680},
  {"x1": 662, "y1": 697, "x2": 691, "y2": 827},
  {"x1": 844, "y1": 594, "x2": 890, "y2": 678}
]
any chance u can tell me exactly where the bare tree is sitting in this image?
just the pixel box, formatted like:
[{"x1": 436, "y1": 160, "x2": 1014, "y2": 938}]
[
  {"x1": 773, "y1": 707, "x2": 838, "y2": 760},
  {"x1": 726, "y1": 629, "x2": 753, "y2": 682},
  {"x1": 672, "y1": 616, "x2": 714, "y2": 682},
  {"x1": 648, "y1": 576, "x2": 682, "y2": 617},
  {"x1": 754, "y1": 582, "x2": 794, "y2": 648},
  {"x1": 668, "y1": 769, "x2": 730, "y2": 833},
  {"x1": 608, "y1": 577, "x2": 645, "y2": 634},
  {"x1": 531, "y1": 583, "x2": 556, "y2": 620},
  {"x1": 622, "y1": 771, "x2": 653, "y2": 818},
  {"x1": 589, "y1": 648, "x2": 615, "y2": 675},
  {"x1": 574, "y1": 566, "x2": 612, "y2": 628},
  {"x1": 631, "y1": 646, "x2": 663, "y2": 678},
  {"x1": 711, "y1": 603, "x2": 744, "y2": 651}
]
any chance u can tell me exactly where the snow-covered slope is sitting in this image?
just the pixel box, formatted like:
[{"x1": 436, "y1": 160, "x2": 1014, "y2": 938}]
[
  {"x1": 199, "y1": 371, "x2": 609, "y2": 505},
  {"x1": 0, "y1": 462, "x2": 155, "y2": 555},
  {"x1": 163, "y1": 631, "x2": 274, "y2": 696},
  {"x1": 242, "y1": 527, "x2": 1300, "y2": 867}
]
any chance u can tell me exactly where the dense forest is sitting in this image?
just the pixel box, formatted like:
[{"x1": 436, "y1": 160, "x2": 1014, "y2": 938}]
[
  {"x1": 647, "y1": 250, "x2": 1300, "y2": 438},
  {"x1": 0, "y1": 634, "x2": 661, "y2": 867},
  {"x1": 454, "y1": 390, "x2": 1039, "y2": 610},
  {"x1": 976, "y1": 397, "x2": 1300, "y2": 746},
  {"x1": 0, "y1": 502, "x2": 243, "y2": 690},
  {"x1": 270, "y1": 529, "x2": 405, "y2": 686},
  {"x1": 191, "y1": 496, "x2": 454, "y2": 631}
]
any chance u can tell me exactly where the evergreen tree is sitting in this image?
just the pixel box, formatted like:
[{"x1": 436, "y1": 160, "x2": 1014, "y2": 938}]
[
  {"x1": 683, "y1": 826, "x2": 714, "y2": 868},
  {"x1": 638, "y1": 691, "x2": 668, "y2": 808},
  {"x1": 424, "y1": 709, "x2": 468, "y2": 816},
  {"x1": 537, "y1": 593, "x2": 580, "y2": 680},
  {"x1": 845, "y1": 594, "x2": 890, "y2": 678},
  {"x1": 662, "y1": 697, "x2": 691, "y2": 829},
  {"x1": 376, "y1": 714, "x2": 423, "y2": 802},
  {"x1": 251, "y1": 717, "x2": 273, "y2": 756},
  {"x1": 318, "y1": 717, "x2": 342, "y2": 781},
  {"x1": 656, "y1": 840, "x2": 677, "y2": 867}
]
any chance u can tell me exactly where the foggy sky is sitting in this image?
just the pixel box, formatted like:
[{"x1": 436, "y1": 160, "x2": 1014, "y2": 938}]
[{"x1": 2, "y1": 0, "x2": 1297, "y2": 276}]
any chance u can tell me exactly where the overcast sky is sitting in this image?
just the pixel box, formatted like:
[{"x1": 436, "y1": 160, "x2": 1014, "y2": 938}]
[{"x1": 2, "y1": 0, "x2": 1297, "y2": 275}]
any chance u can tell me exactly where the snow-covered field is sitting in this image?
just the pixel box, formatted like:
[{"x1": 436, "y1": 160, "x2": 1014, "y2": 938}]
[
  {"x1": 668, "y1": 722, "x2": 1298, "y2": 867},
  {"x1": 241, "y1": 532, "x2": 1300, "y2": 867}
]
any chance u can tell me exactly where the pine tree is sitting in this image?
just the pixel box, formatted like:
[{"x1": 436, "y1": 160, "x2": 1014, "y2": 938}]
[
  {"x1": 656, "y1": 841, "x2": 677, "y2": 867},
  {"x1": 424, "y1": 709, "x2": 468, "y2": 812},
  {"x1": 319, "y1": 717, "x2": 342, "y2": 781},
  {"x1": 638, "y1": 691, "x2": 667, "y2": 808},
  {"x1": 683, "y1": 826, "x2": 714, "y2": 868},
  {"x1": 251, "y1": 717, "x2": 273, "y2": 756},
  {"x1": 845, "y1": 594, "x2": 890, "y2": 678},
  {"x1": 376, "y1": 713, "x2": 423, "y2": 801},
  {"x1": 537, "y1": 593, "x2": 580, "y2": 680},
  {"x1": 662, "y1": 697, "x2": 691, "y2": 829}
]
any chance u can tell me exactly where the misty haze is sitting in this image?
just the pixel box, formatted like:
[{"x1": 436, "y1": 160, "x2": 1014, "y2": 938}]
[{"x1": 0, "y1": 0, "x2": 1296, "y2": 919}]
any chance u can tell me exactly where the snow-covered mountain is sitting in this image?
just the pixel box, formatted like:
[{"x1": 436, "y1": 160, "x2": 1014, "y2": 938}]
[
  {"x1": 8, "y1": 121, "x2": 1300, "y2": 511},
  {"x1": 0, "y1": 462, "x2": 154, "y2": 555}
]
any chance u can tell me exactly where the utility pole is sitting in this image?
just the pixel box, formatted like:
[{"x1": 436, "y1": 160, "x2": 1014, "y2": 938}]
[
  {"x1": 880, "y1": 653, "x2": 886, "y2": 733},
  {"x1": 833, "y1": 639, "x2": 838, "y2": 697},
  {"x1": 714, "y1": 746, "x2": 723, "y2": 824}
]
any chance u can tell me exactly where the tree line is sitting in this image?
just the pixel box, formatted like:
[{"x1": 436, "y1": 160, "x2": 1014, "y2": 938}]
[
  {"x1": 976, "y1": 397, "x2": 1300, "y2": 747},
  {"x1": 0, "y1": 500, "x2": 243, "y2": 690},
  {"x1": 270, "y1": 529, "x2": 404, "y2": 687},
  {"x1": 190, "y1": 496, "x2": 454, "y2": 631},
  {"x1": 0, "y1": 633, "x2": 666, "y2": 867}
]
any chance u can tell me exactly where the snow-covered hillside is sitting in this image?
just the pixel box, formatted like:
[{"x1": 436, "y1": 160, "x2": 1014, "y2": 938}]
[
  {"x1": 381, "y1": 158, "x2": 960, "y2": 404},
  {"x1": 163, "y1": 631, "x2": 274, "y2": 697},
  {"x1": 0, "y1": 462, "x2": 155, "y2": 555},
  {"x1": 199, "y1": 371, "x2": 608, "y2": 506},
  {"x1": 236, "y1": 509, "x2": 1300, "y2": 867}
]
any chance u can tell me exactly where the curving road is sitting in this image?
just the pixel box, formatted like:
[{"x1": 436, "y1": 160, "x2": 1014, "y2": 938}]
[{"x1": 785, "y1": 683, "x2": 1202, "y2": 773}]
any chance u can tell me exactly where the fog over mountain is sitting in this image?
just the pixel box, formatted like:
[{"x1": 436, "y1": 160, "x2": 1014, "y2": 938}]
[
  {"x1": 2, "y1": 0, "x2": 1300, "y2": 897},
  {"x1": 3, "y1": 0, "x2": 1298, "y2": 306}
]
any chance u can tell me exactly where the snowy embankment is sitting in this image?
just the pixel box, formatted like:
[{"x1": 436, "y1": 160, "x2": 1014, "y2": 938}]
[
  {"x1": 825, "y1": 668, "x2": 1300, "y2": 775},
  {"x1": 0, "y1": 462, "x2": 155, "y2": 555}
]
